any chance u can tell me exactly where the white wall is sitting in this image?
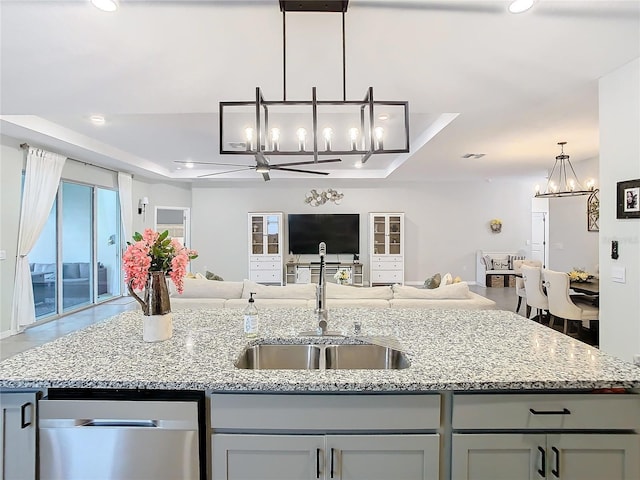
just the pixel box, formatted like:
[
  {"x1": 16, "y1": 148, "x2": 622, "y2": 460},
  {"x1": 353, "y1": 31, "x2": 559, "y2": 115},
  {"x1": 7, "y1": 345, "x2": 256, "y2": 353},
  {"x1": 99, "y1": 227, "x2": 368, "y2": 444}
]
[
  {"x1": 190, "y1": 179, "x2": 537, "y2": 285},
  {"x1": 0, "y1": 138, "x2": 24, "y2": 335},
  {"x1": 548, "y1": 156, "x2": 600, "y2": 273},
  {"x1": 599, "y1": 57, "x2": 640, "y2": 363}
]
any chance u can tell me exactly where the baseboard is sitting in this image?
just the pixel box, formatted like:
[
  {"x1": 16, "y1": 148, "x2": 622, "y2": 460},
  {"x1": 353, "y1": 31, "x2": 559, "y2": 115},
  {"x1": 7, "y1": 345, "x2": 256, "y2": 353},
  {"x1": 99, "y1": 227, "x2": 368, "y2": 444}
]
[{"x1": 0, "y1": 329, "x2": 15, "y2": 339}]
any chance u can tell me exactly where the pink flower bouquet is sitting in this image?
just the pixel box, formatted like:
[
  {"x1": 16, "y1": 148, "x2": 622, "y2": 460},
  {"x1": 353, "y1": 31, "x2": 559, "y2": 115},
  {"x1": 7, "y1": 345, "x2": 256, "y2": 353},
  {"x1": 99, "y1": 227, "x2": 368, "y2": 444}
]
[{"x1": 123, "y1": 229, "x2": 198, "y2": 294}]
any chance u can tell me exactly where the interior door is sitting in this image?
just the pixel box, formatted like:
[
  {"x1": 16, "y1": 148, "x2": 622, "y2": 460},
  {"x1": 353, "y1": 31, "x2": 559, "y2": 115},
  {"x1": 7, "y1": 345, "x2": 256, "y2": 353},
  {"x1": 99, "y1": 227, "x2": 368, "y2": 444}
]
[
  {"x1": 531, "y1": 211, "x2": 548, "y2": 268},
  {"x1": 155, "y1": 207, "x2": 190, "y2": 248}
]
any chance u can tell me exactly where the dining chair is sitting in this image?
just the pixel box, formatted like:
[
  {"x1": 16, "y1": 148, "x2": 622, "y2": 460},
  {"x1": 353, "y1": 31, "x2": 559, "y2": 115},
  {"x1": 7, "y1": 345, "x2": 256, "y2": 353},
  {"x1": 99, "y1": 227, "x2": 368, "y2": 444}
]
[
  {"x1": 543, "y1": 269, "x2": 599, "y2": 336},
  {"x1": 513, "y1": 260, "x2": 543, "y2": 315},
  {"x1": 520, "y1": 264, "x2": 548, "y2": 322}
]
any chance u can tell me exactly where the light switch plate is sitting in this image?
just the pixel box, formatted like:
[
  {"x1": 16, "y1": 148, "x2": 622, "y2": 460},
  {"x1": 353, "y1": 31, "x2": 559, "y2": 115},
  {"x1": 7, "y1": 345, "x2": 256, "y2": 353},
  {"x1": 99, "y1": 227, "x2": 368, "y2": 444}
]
[
  {"x1": 0, "y1": 250, "x2": 6, "y2": 261},
  {"x1": 611, "y1": 266, "x2": 626, "y2": 283}
]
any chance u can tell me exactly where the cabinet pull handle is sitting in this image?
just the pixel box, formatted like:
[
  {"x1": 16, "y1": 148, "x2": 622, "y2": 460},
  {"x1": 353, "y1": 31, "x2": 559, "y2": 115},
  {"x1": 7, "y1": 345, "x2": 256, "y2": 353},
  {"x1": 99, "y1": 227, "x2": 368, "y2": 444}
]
[
  {"x1": 529, "y1": 408, "x2": 571, "y2": 415},
  {"x1": 330, "y1": 448, "x2": 335, "y2": 478},
  {"x1": 551, "y1": 446, "x2": 560, "y2": 478},
  {"x1": 537, "y1": 446, "x2": 546, "y2": 478},
  {"x1": 20, "y1": 402, "x2": 33, "y2": 428},
  {"x1": 316, "y1": 448, "x2": 321, "y2": 479}
]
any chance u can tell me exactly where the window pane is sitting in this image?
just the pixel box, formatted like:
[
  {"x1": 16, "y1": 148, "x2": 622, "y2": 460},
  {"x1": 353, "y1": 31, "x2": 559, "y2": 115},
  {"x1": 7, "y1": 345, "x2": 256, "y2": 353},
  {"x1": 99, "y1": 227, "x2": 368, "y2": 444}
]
[
  {"x1": 30, "y1": 199, "x2": 57, "y2": 318},
  {"x1": 62, "y1": 183, "x2": 93, "y2": 311},
  {"x1": 96, "y1": 188, "x2": 120, "y2": 300}
]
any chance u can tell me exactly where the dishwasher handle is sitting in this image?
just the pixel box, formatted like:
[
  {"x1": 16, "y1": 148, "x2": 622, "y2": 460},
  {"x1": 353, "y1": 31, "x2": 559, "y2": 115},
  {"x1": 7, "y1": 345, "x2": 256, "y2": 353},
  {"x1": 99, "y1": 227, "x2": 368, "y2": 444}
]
[{"x1": 84, "y1": 419, "x2": 158, "y2": 428}]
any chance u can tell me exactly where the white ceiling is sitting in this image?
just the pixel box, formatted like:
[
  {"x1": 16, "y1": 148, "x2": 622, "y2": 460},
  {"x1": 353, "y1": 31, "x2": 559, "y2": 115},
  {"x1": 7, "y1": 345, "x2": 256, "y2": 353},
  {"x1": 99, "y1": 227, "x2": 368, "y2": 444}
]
[{"x1": 1, "y1": 0, "x2": 639, "y2": 183}]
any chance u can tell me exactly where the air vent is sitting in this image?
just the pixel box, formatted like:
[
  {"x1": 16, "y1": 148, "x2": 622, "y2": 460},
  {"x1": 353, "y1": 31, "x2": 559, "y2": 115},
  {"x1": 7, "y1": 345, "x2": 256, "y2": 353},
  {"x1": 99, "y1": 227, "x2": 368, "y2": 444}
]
[
  {"x1": 462, "y1": 153, "x2": 486, "y2": 159},
  {"x1": 227, "y1": 142, "x2": 247, "y2": 150}
]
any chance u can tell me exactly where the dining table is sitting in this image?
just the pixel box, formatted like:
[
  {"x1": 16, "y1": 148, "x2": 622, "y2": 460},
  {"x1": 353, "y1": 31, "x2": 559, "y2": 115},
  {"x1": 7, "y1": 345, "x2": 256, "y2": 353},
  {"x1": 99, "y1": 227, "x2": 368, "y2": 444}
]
[{"x1": 570, "y1": 278, "x2": 599, "y2": 295}]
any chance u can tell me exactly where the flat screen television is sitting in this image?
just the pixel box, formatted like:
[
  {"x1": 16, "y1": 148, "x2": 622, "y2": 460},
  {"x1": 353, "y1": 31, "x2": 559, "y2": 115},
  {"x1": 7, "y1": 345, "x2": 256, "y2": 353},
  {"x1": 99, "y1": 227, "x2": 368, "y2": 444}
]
[{"x1": 288, "y1": 214, "x2": 360, "y2": 255}]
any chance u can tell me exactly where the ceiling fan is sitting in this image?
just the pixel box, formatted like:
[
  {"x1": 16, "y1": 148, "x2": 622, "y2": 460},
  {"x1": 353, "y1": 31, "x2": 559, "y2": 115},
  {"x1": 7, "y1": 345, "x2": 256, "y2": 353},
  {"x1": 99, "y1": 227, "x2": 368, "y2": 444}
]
[{"x1": 174, "y1": 153, "x2": 341, "y2": 181}]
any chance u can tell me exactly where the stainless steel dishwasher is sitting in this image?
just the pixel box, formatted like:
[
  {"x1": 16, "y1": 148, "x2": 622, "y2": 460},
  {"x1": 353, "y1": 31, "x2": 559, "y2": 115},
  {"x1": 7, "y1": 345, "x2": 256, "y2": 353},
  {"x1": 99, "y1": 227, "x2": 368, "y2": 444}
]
[{"x1": 39, "y1": 389, "x2": 205, "y2": 480}]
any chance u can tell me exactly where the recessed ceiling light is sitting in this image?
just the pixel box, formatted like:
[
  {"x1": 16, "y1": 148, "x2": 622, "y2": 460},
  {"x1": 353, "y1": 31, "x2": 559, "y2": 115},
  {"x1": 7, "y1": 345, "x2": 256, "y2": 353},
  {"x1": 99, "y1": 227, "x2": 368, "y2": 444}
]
[
  {"x1": 354, "y1": 160, "x2": 363, "y2": 169},
  {"x1": 185, "y1": 162, "x2": 195, "y2": 169},
  {"x1": 508, "y1": 0, "x2": 535, "y2": 14},
  {"x1": 377, "y1": 114, "x2": 389, "y2": 121},
  {"x1": 91, "y1": 0, "x2": 118, "y2": 12},
  {"x1": 89, "y1": 115, "x2": 106, "y2": 126}
]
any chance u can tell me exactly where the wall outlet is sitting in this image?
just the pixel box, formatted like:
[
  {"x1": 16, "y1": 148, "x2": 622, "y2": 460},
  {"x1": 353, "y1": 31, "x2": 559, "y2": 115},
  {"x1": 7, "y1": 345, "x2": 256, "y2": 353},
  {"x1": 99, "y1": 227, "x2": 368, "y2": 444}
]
[
  {"x1": 633, "y1": 354, "x2": 640, "y2": 367},
  {"x1": 0, "y1": 250, "x2": 6, "y2": 261}
]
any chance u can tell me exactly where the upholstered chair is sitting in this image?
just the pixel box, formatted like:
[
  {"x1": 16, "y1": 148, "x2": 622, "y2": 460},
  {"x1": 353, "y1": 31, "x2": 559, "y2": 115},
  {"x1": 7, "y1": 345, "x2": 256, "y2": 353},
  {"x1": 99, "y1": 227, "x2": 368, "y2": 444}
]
[
  {"x1": 520, "y1": 264, "x2": 548, "y2": 321},
  {"x1": 543, "y1": 269, "x2": 599, "y2": 336},
  {"x1": 514, "y1": 260, "x2": 542, "y2": 317}
]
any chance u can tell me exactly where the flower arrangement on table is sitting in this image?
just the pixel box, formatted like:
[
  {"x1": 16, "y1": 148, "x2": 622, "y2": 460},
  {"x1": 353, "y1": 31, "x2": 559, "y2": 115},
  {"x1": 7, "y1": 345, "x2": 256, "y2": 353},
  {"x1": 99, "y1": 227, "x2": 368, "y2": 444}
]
[
  {"x1": 333, "y1": 268, "x2": 351, "y2": 285},
  {"x1": 123, "y1": 229, "x2": 198, "y2": 294},
  {"x1": 489, "y1": 218, "x2": 502, "y2": 232},
  {"x1": 568, "y1": 268, "x2": 593, "y2": 283}
]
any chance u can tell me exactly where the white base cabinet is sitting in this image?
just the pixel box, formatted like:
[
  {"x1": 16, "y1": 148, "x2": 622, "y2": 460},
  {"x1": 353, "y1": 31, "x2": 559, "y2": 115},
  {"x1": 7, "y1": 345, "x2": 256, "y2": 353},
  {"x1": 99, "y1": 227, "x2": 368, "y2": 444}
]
[
  {"x1": 213, "y1": 433, "x2": 439, "y2": 480},
  {"x1": 452, "y1": 433, "x2": 640, "y2": 480},
  {"x1": 0, "y1": 391, "x2": 38, "y2": 480}
]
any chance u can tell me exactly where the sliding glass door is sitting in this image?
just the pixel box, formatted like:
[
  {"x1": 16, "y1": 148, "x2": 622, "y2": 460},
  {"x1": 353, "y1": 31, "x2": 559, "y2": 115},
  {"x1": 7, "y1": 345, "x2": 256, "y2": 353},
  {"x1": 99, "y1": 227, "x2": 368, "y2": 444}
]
[{"x1": 30, "y1": 181, "x2": 121, "y2": 320}]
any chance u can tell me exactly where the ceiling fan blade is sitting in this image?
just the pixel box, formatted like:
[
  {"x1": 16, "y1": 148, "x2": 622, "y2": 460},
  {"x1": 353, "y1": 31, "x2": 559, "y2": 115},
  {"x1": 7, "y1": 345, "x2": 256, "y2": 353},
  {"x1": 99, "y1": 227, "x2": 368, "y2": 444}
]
[
  {"x1": 175, "y1": 160, "x2": 249, "y2": 167},
  {"x1": 261, "y1": 171, "x2": 271, "y2": 181},
  {"x1": 268, "y1": 158, "x2": 342, "y2": 168},
  {"x1": 270, "y1": 166, "x2": 330, "y2": 175},
  {"x1": 197, "y1": 167, "x2": 254, "y2": 178}
]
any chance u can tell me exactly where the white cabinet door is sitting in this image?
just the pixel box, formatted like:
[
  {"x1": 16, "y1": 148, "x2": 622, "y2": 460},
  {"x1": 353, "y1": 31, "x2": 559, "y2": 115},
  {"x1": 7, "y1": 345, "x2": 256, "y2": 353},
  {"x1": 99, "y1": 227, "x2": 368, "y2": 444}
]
[
  {"x1": 248, "y1": 212, "x2": 283, "y2": 284},
  {"x1": 0, "y1": 392, "x2": 38, "y2": 480},
  {"x1": 212, "y1": 434, "x2": 324, "y2": 480},
  {"x1": 548, "y1": 434, "x2": 640, "y2": 480},
  {"x1": 328, "y1": 434, "x2": 439, "y2": 480},
  {"x1": 369, "y1": 213, "x2": 404, "y2": 285},
  {"x1": 452, "y1": 433, "x2": 546, "y2": 480}
]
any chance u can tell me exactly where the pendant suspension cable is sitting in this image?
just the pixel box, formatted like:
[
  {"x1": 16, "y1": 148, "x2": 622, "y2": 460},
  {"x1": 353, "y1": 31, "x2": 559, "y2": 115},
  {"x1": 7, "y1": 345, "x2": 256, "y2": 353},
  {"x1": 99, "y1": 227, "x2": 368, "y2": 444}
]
[
  {"x1": 282, "y1": 11, "x2": 287, "y2": 101},
  {"x1": 342, "y1": 11, "x2": 346, "y2": 102}
]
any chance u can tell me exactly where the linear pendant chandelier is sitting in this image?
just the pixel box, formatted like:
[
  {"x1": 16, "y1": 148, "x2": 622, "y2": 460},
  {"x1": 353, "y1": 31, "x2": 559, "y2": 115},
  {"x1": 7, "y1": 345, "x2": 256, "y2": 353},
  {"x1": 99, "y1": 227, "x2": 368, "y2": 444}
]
[
  {"x1": 219, "y1": 0, "x2": 410, "y2": 166},
  {"x1": 535, "y1": 142, "x2": 596, "y2": 198}
]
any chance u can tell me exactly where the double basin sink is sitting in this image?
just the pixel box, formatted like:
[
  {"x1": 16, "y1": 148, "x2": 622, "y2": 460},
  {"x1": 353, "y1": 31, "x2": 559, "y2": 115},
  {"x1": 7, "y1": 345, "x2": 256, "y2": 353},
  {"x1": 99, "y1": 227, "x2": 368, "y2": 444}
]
[{"x1": 235, "y1": 342, "x2": 409, "y2": 370}]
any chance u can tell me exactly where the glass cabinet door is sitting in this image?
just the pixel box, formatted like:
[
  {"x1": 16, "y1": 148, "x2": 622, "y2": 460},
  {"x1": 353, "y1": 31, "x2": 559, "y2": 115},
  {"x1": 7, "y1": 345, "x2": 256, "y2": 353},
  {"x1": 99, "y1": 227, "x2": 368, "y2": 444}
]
[
  {"x1": 389, "y1": 215, "x2": 402, "y2": 255},
  {"x1": 373, "y1": 215, "x2": 386, "y2": 255},
  {"x1": 266, "y1": 215, "x2": 280, "y2": 255},
  {"x1": 251, "y1": 216, "x2": 264, "y2": 254}
]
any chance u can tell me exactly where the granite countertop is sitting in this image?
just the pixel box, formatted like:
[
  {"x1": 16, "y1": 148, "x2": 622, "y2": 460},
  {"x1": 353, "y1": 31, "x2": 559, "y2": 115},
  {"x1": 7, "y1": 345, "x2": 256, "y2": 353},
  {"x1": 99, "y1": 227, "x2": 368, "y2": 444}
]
[{"x1": 1, "y1": 308, "x2": 639, "y2": 392}]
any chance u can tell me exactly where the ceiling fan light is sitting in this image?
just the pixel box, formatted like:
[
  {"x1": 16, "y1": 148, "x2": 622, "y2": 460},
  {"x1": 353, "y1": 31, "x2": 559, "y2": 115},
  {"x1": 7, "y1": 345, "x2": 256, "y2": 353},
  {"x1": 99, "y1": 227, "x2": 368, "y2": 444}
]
[
  {"x1": 509, "y1": 0, "x2": 534, "y2": 14},
  {"x1": 255, "y1": 165, "x2": 269, "y2": 173}
]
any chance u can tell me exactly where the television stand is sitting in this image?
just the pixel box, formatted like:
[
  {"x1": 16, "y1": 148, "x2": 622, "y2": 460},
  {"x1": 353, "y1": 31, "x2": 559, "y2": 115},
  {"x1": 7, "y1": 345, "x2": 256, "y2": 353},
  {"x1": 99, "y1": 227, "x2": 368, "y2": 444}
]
[{"x1": 285, "y1": 262, "x2": 363, "y2": 286}]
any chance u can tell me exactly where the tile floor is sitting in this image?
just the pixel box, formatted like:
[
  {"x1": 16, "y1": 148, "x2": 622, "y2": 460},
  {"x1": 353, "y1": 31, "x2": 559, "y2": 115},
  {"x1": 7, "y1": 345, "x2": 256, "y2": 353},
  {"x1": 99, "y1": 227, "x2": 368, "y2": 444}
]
[{"x1": 0, "y1": 285, "x2": 594, "y2": 361}]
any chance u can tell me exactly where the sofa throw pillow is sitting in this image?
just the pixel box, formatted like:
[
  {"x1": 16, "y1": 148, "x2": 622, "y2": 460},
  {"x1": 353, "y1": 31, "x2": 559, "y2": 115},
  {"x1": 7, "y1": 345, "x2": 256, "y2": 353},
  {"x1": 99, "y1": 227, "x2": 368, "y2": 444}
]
[
  {"x1": 174, "y1": 278, "x2": 244, "y2": 299},
  {"x1": 508, "y1": 255, "x2": 526, "y2": 270},
  {"x1": 438, "y1": 272, "x2": 453, "y2": 288},
  {"x1": 481, "y1": 254, "x2": 493, "y2": 269},
  {"x1": 393, "y1": 282, "x2": 470, "y2": 299},
  {"x1": 424, "y1": 273, "x2": 441, "y2": 289},
  {"x1": 326, "y1": 283, "x2": 393, "y2": 300},
  {"x1": 205, "y1": 270, "x2": 224, "y2": 281}
]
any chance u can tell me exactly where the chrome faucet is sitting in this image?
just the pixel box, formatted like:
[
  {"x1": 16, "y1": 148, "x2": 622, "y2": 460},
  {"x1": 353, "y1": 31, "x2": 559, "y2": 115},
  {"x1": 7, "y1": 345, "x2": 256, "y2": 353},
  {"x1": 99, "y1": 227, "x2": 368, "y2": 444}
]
[{"x1": 315, "y1": 242, "x2": 329, "y2": 334}]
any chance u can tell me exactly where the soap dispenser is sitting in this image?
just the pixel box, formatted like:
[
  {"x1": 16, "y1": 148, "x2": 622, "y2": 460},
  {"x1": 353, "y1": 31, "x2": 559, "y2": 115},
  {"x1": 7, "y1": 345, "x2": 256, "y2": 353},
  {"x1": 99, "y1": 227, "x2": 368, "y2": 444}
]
[{"x1": 243, "y1": 292, "x2": 259, "y2": 337}]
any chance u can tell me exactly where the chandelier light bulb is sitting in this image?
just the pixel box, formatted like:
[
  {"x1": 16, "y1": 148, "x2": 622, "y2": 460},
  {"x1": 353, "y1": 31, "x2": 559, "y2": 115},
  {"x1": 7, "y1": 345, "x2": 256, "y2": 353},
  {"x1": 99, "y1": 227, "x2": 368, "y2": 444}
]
[
  {"x1": 568, "y1": 179, "x2": 576, "y2": 191},
  {"x1": 296, "y1": 128, "x2": 307, "y2": 151},
  {"x1": 322, "y1": 127, "x2": 333, "y2": 151},
  {"x1": 349, "y1": 128, "x2": 360, "y2": 151},
  {"x1": 535, "y1": 184, "x2": 540, "y2": 194},
  {"x1": 244, "y1": 127, "x2": 254, "y2": 151},
  {"x1": 374, "y1": 126, "x2": 384, "y2": 150},
  {"x1": 586, "y1": 179, "x2": 596, "y2": 191},
  {"x1": 270, "y1": 128, "x2": 280, "y2": 151}
]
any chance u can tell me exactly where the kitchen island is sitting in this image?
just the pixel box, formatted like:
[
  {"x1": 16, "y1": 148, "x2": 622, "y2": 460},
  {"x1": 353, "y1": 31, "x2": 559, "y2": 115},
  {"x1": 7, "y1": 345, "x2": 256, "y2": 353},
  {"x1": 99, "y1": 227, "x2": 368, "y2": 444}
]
[{"x1": 1, "y1": 308, "x2": 639, "y2": 479}]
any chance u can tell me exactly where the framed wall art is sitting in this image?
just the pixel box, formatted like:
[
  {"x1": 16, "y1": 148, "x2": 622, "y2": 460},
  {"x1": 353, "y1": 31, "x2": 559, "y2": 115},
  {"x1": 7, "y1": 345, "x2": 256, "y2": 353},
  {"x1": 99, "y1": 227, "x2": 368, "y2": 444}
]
[{"x1": 617, "y1": 179, "x2": 640, "y2": 219}]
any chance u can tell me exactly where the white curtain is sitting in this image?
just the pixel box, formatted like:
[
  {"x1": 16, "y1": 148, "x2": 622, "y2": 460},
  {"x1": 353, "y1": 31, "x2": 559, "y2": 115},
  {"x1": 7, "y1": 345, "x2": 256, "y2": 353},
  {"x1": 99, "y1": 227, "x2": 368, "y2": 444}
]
[
  {"x1": 117, "y1": 172, "x2": 133, "y2": 241},
  {"x1": 11, "y1": 148, "x2": 66, "y2": 333}
]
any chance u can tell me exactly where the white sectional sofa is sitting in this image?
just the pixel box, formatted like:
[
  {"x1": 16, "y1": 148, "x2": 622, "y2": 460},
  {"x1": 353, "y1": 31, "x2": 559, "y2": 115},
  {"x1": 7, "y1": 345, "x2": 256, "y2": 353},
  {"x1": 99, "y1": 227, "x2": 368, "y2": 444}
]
[{"x1": 170, "y1": 278, "x2": 497, "y2": 310}]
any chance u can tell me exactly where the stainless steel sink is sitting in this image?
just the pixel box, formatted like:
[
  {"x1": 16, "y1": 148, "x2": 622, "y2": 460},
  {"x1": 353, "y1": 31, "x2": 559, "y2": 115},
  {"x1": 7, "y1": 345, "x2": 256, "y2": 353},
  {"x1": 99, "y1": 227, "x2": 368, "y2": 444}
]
[
  {"x1": 235, "y1": 344, "x2": 322, "y2": 370},
  {"x1": 324, "y1": 344, "x2": 410, "y2": 370},
  {"x1": 235, "y1": 343, "x2": 409, "y2": 370}
]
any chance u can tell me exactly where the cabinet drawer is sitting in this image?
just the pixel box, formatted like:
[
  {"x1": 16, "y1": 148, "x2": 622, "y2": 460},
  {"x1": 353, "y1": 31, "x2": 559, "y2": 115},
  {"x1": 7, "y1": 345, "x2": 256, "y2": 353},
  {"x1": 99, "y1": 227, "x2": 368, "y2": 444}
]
[
  {"x1": 371, "y1": 256, "x2": 403, "y2": 262},
  {"x1": 211, "y1": 394, "x2": 440, "y2": 431},
  {"x1": 250, "y1": 262, "x2": 281, "y2": 270},
  {"x1": 452, "y1": 394, "x2": 640, "y2": 430},
  {"x1": 249, "y1": 270, "x2": 282, "y2": 282},
  {"x1": 372, "y1": 262, "x2": 403, "y2": 271},
  {"x1": 371, "y1": 271, "x2": 403, "y2": 283},
  {"x1": 249, "y1": 255, "x2": 281, "y2": 262}
]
